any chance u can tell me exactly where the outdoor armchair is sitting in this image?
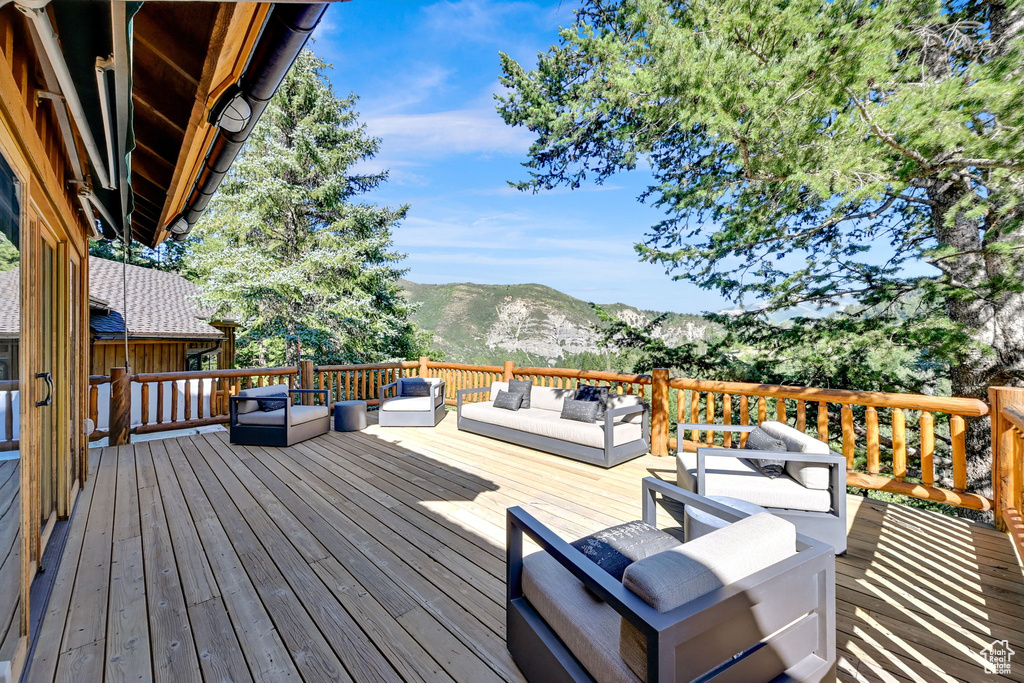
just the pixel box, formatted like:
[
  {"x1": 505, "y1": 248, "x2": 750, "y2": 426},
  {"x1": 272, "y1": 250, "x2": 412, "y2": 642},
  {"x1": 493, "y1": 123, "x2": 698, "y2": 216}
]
[
  {"x1": 229, "y1": 384, "x2": 330, "y2": 447},
  {"x1": 507, "y1": 477, "x2": 837, "y2": 683},
  {"x1": 676, "y1": 421, "x2": 847, "y2": 554},
  {"x1": 378, "y1": 376, "x2": 446, "y2": 427}
]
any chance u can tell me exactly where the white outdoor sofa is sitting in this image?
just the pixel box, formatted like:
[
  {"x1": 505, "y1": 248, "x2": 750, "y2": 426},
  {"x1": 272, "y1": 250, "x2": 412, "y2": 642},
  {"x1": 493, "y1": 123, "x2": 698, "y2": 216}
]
[
  {"x1": 676, "y1": 421, "x2": 848, "y2": 554},
  {"x1": 378, "y1": 377, "x2": 446, "y2": 427},
  {"x1": 457, "y1": 381, "x2": 649, "y2": 468},
  {"x1": 507, "y1": 477, "x2": 837, "y2": 682}
]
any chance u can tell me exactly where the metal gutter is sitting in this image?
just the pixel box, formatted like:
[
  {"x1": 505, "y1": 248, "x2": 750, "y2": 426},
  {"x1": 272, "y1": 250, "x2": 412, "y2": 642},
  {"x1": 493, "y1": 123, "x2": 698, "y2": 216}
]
[
  {"x1": 170, "y1": 2, "x2": 327, "y2": 241},
  {"x1": 15, "y1": 0, "x2": 115, "y2": 190}
]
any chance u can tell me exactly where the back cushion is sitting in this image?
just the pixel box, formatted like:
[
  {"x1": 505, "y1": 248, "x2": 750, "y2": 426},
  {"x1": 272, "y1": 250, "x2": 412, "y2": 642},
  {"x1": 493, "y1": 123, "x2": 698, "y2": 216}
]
[
  {"x1": 619, "y1": 513, "x2": 797, "y2": 679},
  {"x1": 605, "y1": 393, "x2": 643, "y2": 423},
  {"x1": 238, "y1": 384, "x2": 292, "y2": 414},
  {"x1": 531, "y1": 385, "x2": 576, "y2": 413},
  {"x1": 489, "y1": 381, "x2": 509, "y2": 402},
  {"x1": 758, "y1": 421, "x2": 832, "y2": 490}
]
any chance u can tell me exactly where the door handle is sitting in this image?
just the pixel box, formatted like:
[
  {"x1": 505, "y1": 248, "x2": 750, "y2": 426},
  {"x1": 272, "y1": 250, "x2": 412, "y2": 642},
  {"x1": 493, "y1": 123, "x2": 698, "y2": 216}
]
[{"x1": 36, "y1": 371, "x2": 52, "y2": 407}]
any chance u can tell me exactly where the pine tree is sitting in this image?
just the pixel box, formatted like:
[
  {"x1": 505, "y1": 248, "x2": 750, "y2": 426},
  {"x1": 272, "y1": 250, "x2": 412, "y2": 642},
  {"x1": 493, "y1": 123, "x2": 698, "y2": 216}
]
[
  {"x1": 497, "y1": 0, "x2": 1024, "y2": 494},
  {"x1": 187, "y1": 50, "x2": 427, "y2": 367}
]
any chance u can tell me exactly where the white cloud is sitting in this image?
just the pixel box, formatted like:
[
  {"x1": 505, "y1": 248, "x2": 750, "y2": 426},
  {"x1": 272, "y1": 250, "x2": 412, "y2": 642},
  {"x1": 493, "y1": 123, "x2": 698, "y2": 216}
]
[
  {"x1": 421, "y1": 0, "x2": 539, "y2": 41},
  {"x1": 365, "y1": 108, "x2": 534, "y2": 157}
]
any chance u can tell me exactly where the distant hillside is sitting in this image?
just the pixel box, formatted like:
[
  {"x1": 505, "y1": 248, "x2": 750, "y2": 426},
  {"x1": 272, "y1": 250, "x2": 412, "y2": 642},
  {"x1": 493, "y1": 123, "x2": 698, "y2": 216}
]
[{"x1": 401, "y1": 280, "x2": 716, "y2": 367}]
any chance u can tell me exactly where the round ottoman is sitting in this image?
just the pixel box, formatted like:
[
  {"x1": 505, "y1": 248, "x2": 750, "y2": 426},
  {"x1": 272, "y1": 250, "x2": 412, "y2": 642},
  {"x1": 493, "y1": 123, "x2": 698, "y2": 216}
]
[
  {"x1": 333, "y1": 400, "x2": 367, "y2": 432},
  {"x1": 684, "y1": 495, "x2": 767, "y2": 541}
]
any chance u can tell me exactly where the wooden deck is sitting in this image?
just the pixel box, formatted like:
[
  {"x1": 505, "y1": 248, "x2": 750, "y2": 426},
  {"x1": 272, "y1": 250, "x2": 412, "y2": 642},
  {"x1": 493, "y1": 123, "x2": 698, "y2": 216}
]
[{"x1": 25, "y1": 413, "x2": 1024, "y2": 683}]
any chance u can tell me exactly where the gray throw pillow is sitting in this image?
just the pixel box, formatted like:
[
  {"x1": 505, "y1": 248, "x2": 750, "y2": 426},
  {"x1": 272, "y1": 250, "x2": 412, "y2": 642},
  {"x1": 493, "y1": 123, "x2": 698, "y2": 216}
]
[
  {"x1": 561, "y1": 398, "x2": 599, "y2": 423},
  {"x1": 507, "y1": 378, "x2": 533, "y2": 409},
  {"x1": 493, "y1": 389, "x2": 523, "y2": 411},
  {"x1": 257, "y1": 392, "x2": 288, "y2": 412},
  {"x1": 574, "y1": 383, "x2": 609, "y2": 421},
  {"x1": 572, "y1": 520, "x2": 681, "y2": 582},
  {"x1": 744, "y1": 426, "x2": 788, "y2": 478},
  {"x1": 401, "y1": 380, "x2": 432, "y2": 397}
]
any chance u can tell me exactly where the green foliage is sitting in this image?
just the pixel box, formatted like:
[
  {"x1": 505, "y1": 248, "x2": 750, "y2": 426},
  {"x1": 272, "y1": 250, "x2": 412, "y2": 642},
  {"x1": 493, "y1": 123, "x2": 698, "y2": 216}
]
[
  {"x1": 497, "y1": 0, "x2": 1024, "y2": 396},
  {"x1": 186, "y1": 51, "x2": 430, "y2": 367},
  {"x1": 0, "y1": 234, "x2": 18, "y2": 272}
]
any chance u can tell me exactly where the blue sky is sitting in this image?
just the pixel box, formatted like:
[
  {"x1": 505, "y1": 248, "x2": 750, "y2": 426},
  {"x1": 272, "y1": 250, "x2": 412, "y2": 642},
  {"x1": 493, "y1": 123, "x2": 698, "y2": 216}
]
[{"x1": 311, "y1": 0, "x2": 731, "y2": 314}]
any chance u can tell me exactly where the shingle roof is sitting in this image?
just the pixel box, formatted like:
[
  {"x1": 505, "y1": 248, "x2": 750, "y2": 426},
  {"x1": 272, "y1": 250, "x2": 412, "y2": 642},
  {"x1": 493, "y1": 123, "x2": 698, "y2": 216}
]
[
  {"x1": 89, "y1": 258, "x2": 225, "y2": 339},
  {"x1": 0, "y1": 258, "x2": 226, "y2": 340}
]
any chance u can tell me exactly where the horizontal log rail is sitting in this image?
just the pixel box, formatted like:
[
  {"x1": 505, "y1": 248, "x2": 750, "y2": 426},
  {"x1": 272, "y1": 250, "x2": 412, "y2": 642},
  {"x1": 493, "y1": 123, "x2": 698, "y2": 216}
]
[
  {"x1": 668, "y1": 376, "x2": 991, "y2": 511},
  {"x1": 89, "y1": 357, "x2": 1018, "y2": 518}
]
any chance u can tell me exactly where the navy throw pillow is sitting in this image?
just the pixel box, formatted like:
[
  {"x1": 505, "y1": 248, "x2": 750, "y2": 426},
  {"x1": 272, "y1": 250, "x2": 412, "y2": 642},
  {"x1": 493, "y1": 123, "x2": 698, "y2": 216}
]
[
  {"x1": 257, "y1": 392, "x2": 289, "y2": 412},
  {"x1": 507, "y1": 378, "x2": 533, "y2": 409},
  {"x1": 402, "y1": 380, "x2": 432, "y2": 397},
  {"x1": 574, "y1": 383, "x2": 610, "y2": 421}
]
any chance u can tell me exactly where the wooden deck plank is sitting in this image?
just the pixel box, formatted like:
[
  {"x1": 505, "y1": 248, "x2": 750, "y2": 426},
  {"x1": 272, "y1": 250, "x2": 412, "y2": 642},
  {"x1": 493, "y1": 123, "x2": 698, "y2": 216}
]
[
  {"x1": 27, "y1": 414, "x2": 1024, "y2": 683},
  {"x1": 104, "y1": 537, "x2": 151, "y2": 683}
]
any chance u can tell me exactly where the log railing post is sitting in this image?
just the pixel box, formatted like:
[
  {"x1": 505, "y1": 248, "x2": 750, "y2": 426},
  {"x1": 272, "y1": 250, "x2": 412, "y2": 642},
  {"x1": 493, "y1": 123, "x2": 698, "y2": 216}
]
[
  {"x1": 300, "y1": 359, "x2": 314, "y2": 405},
  {"x1": 651, "y1": 368, "x2": 670, "y2": 456},
  {"x1": 109, "y1": 367, "x2": 131, "y2": 446},
  {"x1": 503, "y1": 361, "x2": 515, "y2": 382},
  {"x1": 419, "y1": 356, "x2": 430, "y2": 378},
  {"x1": 990, "y1": 386, "x2": 1024, "y2": 532}
]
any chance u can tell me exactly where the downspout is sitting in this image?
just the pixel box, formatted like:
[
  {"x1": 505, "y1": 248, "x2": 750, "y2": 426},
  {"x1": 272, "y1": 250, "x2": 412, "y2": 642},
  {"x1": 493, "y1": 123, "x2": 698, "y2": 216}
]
[
  {"x1": 167, "y1": 3, "x2": 327, "y2": 241},
  {"x1": 15, "y1": 0, "x2": 115, "y2": 190}
]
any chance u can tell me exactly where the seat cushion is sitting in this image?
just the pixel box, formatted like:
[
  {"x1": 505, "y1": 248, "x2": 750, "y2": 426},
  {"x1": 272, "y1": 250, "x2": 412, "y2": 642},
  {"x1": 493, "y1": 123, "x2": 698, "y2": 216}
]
[
  {"x1": 676, "y1": 451, "x2": 832, "y2": 513},
  {"x1": 235, "y1": 404, "x2": 328, "y2": 427},
  {"x1": 757, "y1": 421, "x2": 832, "y2": 490},
  {"x1": 619, "y1": 513, "x2": 797, "y2": 679},
  {"x1": 380, "y1": 396, "x2": 434, "y2": 412},
  {"x1": 236, "y1": 384, "x2": 293, "y2": 414},
  {"x1": 461, "y1": 402, "x2": 644, "y2": 449},
  {"x1": 522, "y1": 552, "x2": 641, "y2": 683}
]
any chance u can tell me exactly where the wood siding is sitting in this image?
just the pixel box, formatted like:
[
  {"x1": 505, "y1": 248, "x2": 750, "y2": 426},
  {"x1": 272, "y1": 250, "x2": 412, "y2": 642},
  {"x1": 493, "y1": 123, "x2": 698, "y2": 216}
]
[{"x1": 89, "y1": 341, "x2": 189, "y2": 377}]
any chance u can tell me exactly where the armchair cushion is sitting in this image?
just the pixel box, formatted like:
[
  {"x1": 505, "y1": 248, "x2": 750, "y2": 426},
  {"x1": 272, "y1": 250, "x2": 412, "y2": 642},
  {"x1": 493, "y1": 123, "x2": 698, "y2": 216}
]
[
  {"x1": 236, "y1": 384, "x2": 293, "y2": 414},
  {"x1": 619, "y1": 513, "x2": 797, "y2": 679},
  {"x1": 744, "y1": 426, "x2": 787, "y2": 478},
  {"x1": 571, "y1": 521, "x2": 681, "y2": 582},
  {"x1": 677, "y1": 451, "x2": 832, "y2": 512},
  {"x1": 235, "y1": 404, "x2": 328, "y2": 427},
  {"x1": 507, "y1": 378, "x2": 534, "y2": 409},
  {"x1": 380, "y1": 396, "x2": 434, "y2": 412},
  {"x1": 758, "y1": 421, "x2": 832, "y2": 490},
  {"x1": 522, "y1": 552, "x2": 642, "y2": 683}
]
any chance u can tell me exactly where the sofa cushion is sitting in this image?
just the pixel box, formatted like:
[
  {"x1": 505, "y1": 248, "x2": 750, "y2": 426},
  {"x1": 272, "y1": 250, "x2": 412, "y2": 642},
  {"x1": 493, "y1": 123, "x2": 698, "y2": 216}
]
[
  {"x1": 532, "y1": 386, "x2": 577, "y2": 413},
  {"x1": 575, "y1": 383, "x2": 610, "y2": 420},
  {"x1": 561, "y1": 398, "x2": 599, "y2": 423},
  {"x1": 606, "y1": 393, "x2": 644, "y2": 424},
  {"x1": 676, "y1": 451, "x2": 832, "y2": 513},
  {"x1": 507, "y1": 378, "x2": 534, "y2": 409},
  {"x1": 744, "y1": 426, "x2": 787, "y2": 478},
  {"x1": 522, "y1": 552, "x2": 641, "y2": 683},
  {"x1": 757, "y1": 421, "x2": 832, "y2": 490},
  {"x1": 619, "y1": 513, "x2": 797, "y2": 679},
  {"x1": 237, "y1": 384, "x2": 293, "y2": 414},
  {"x1": 493, "y1": 390, "x2": 523, "y2": 411},
  {"x1": 460, "y1": 402, "x2": 644, "y2": 450},
  {"x1": 381, "y1": 396, "x2": 434, "y2": 412},
  {"x1": 235, "y1": 404, "x2": 328, "y2": 427},
  {"x1": 572, "y1": 521, "x2": 681, "y2": 582}
]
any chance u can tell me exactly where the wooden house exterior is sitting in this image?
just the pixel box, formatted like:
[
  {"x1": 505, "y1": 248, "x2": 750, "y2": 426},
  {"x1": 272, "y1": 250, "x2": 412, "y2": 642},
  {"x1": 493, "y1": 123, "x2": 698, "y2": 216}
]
[{"x1": 0, "y1": 2, "x2": 326, "y2": 678}]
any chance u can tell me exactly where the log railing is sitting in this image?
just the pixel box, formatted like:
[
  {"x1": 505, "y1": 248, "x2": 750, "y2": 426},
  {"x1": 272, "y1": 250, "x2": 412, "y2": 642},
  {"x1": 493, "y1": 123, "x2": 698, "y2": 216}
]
[
  {"x1": 90, "y1": 357, "x2": 1020, "y2": 518},
  {"x1": 991, "y1": 387, "x2": 1024, "y2": 556},
  {"x1": 669, "y1": 377, "x2": 991, "y2": 511}
]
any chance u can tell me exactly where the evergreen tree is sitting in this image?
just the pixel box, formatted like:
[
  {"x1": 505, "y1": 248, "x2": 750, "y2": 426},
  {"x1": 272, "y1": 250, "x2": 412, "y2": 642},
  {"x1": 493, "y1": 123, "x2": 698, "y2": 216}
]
[
  {"x1": 497, "y1": 0, "x2": 1024, "y2": 493},
  {"x1": 89, "y1": 238, "x2": 187, "y2": 271},
  {"x1": 187, "y1": 50, "x2": 428, "y2": 367}
]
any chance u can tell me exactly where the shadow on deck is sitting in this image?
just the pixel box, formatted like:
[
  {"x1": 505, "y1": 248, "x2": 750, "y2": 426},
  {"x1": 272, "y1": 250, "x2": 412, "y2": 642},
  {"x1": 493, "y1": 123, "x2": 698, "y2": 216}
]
[{"x1": 24, "y1": 413, "x2": 1024, "y2": 682}]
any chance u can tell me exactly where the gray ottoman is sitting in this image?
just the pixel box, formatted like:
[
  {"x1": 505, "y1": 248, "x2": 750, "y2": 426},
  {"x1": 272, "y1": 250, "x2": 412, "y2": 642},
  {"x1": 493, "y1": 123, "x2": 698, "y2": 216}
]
[
  {"x1": 333, "y1": 400, "x2": 367, "y2": 432},
  {"x1": 684, "y1": 495, "x2": 767, "y2": 541}
]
